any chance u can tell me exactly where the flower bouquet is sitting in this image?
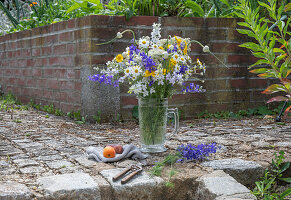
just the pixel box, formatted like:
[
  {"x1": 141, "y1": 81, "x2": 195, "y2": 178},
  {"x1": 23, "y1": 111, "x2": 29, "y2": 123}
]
[{"x1": 89, "y1": 23, "x2": 220, "y2": 152}]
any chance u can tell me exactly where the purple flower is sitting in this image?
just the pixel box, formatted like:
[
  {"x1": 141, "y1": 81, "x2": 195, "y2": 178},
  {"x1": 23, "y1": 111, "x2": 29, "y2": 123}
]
[
  {"x1": 88, "y1": 74, "x2": 119, "y2": 87},
  {"x1": 181, "y1": 83, "x2": 206, "y2": 93},
  {"x1": 177, "y1": 143, "x2": 219, "y2": 162}
]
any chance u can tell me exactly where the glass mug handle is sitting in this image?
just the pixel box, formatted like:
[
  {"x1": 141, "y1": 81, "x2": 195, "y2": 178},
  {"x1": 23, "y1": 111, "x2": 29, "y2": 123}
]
[{"x1": 166, "y1": 108, "x2": 179, "y2": 139}]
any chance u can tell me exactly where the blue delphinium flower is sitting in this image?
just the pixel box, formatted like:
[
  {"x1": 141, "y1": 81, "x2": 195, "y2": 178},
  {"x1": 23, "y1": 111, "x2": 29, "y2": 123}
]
[
  {"x1": 88, "y1": 74, "x2": 119, "y2": 87},
  {"x1": 177, "y1": 143, "x2": 219, "y2": 162},
  {"x1": 181, "y1": 83, "x2": 206, "y2": 93}
]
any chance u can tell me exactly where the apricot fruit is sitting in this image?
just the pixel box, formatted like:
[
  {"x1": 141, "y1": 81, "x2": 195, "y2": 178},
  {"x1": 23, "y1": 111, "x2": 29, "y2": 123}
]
[
  {"x1": 103, "y1": 146, "x2": 116, "y2": 158},
  {"x1": 107, "y1": 144, "x2": 124, "y2": 154}
]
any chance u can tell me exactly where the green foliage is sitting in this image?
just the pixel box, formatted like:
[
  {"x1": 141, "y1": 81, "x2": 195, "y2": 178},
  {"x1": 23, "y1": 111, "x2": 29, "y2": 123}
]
[
  {"x1": 197, "y1": 102, "x2": 291, "y2": 119},
  {"x1": 65, "y1": 0, "x2": 248, "y2": 20},
  {"x1": 252, "y1": 151, "x2": 291, "y2": 200},
  {"x1": 1, "y1": 0, "x2": 86, "y2": 34},
  {"x1": 149, "y1": 153, "x2": 180, "y2": 187},
  {"x1": 92, "y1": 111, "x2": 102, "y2": 123},
  {"x1": 67, "y1": 110, "x2": 87, "y2": 124},
  {"x1": 235, "y1": 0, "x2": 291, "y2": 117}
]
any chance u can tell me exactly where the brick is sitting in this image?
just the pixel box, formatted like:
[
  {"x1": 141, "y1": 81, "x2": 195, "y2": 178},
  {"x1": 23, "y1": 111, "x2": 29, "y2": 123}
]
[
  {"x1": 43, "y1": 69, "x2": 54, "y2": 77},
  {"x1": 54, "y1": 91, "x2": 68, "y2": 102},
  {"x1": 54, "y1": 69, "x2": 66, "y2": 78},
  {"x1": 229, "y1": 79, "x2": 250, "y2": 89},
  {"x1": 209, "y1": 91, "x2": 252, "y2": 102},
  {"x1": 60, "y1": 102, "x2": 76, "y2": 113},
  {"x1": 67, "y1": 43, "x2": 76, "y2": 54},
  {"x1": 44, "y1": 35, "x2": 58, "y2": 45},
  {"x1": 31, "y1": 37, "x2": 44, "y2": 47},
  {"x1": 36, "y1": 79, "x2": 47, "y2": 87},
  {"x1": 121, "y1": 16, "x2": 158, "y2": 26},
  {"x1": 249, "y1": 79, "x2": 268, "y2": 88},
  {"x1": 121, "y1": 96, "x2": 138, "y2": 105},
  {"x1": 53, "y1": 44, "x2": 67, "y2": 55},
  {"x1": 161, "y1": 17, "x2": 203, "y2": 27},
  {"x1": 67, "y1": 91, "x2": 81, "y2": 104},
  {"x1": 60, "y1": 80, "x2": 75, "y2": 90},
  {"x1": 211, "y1": 43, "x2": 247, "y2": 53},
  {"x1": 53, "y1": 21, "x2": 68, "y2": 32},
  {"x1": 91, "y1": 55, "x2": 114, "y2": 65},
  {"x1": 205, "y1": 18, "x2": 237, "y2": 28},
  {"x1": 42, "y1": 47, "x2": 52, "y2": 55},
  {"x1": 74, "y1": 81, "x2": 82, "y2": 91},
  {"x1": 49, "y1": 57, "x2": 74, "y2": 66},
  {"x1": 67, "y1": 18, "x2": 76, "y2": 29},
  {"x1": 74, "y1": 29, "x2": 90, "y2": 40},
  {"x1": 46, "y1": 79, "x2": 60, "y2": 89},
  {"x1": 59, "y1": 32, "x2": 74, "y2": 42},
  {"x1": 90, "y1": 27, "x2": 120, "y2": 40},
  {"x1": 23, "y1": 69, "x2": 32, "y2": 76},
  {"x1": 32, "y1": 69, "x2": 42, "y2": 77},
  {"x1": 228, "y1": 55, "x2": 258, "y2": 64},
  {"x1": 90, "y1": 15, "x2": 111, "y2": 27},
  {"x1": 76, "y1": 41, "x2": 93, "y2": 53},
  {"x1": 32, "y1": 48, "x2": 41, "y2": 57},
  {"x1": 26, "y1": 78, "x2": 37, "y2": 87}
]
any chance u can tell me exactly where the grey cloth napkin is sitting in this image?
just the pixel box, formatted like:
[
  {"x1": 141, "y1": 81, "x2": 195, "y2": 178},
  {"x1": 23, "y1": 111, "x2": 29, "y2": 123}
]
[{"x1": 86, "y1": 144, "x2": 148, "y2": 163}]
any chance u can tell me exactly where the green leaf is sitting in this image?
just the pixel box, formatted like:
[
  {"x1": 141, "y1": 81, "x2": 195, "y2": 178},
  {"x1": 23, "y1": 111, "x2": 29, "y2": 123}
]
[
  {"x1": 280, "y1": 162, "x2": 290, "y2": 173},
  {"x1": 237, "y1": 22, "x2": 251, "y2": 28},
  {"x1": 66, "y1": 3, "x2": 81, "y2": 13},
  {"x1": 239, "y1": 42, "x2": 262, "y2": 51},
  {"x1": 252, "y1": 52, "x2": 266, "y2": 58},
  {"x1": 249, "y1": 68, "x2": 269, "y2": 73},
  {"x1": 279, "y1": 177, "x2": 291, "y2": 183},
  {"x1": 273, "y1": 48, "x2": 285, "y2": 54},
  {"x1": 280, "y1": 188, "x2": 291, "y2": 198},
  {"x1": 236, "y1": 29, "x2": 256, "y2": 38},
  {"x1": 249, "y1": 59, "x2": 269, "y2": 68},
  {"x1": 257, "y1": 2, "x2": 270, "y2": 13},
  {"x1": 262, "y1": 84, "x2": 288, "y2": 94},
  {"x1": 269, "y1": 38, "x2": 275, "y2": 49},
  {"x1": 185, "y1": 0, "x2": 204, "y2": 17},
  {"x1": 219, "y1": 0, "x2": 229, "y2": 7}
]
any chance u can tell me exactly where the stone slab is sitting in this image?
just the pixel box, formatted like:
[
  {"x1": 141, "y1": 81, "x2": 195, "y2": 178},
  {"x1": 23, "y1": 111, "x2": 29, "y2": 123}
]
[
  {"x1": 45, "y1": 160, "x2": 74, "y2": 169},
  {"x1": 196, "y1": 170, "x2": 256, "y2": 200},
  {"x1": 0, "y1": 181, "x2": 32, "y2": 200},
  {"x1": 13, "y1": 159, "x2": 39, "y2": 168},
  {"x1": 37, "y1": 173, "x2": 101, "y2": 200},
  {"x1": 100, "y1": 168, "x2": 164, "y2": 200},
  {"x1": 19, "y1": 166, "x2": 45, "y2": 174},
  {"x1": 202, "y1": 158, "x2": 264, "y2": 185}
]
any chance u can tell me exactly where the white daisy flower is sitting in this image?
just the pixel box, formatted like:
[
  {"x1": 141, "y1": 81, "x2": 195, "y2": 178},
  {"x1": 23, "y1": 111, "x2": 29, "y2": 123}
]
[{"x1": 139, "y1": 38, "x2": 149, "y2": 48}]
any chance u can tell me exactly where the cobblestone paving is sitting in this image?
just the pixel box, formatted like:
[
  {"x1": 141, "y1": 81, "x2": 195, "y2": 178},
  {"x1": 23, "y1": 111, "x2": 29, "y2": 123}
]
[{"x1": 0, "y1": 108, "x2": 290, "y2": 198}]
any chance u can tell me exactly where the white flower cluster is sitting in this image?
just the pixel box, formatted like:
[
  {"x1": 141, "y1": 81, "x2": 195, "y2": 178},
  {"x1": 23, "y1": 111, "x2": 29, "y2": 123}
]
[{"x1": 96, "y1": 23, "x2": 207, "y2": 98}]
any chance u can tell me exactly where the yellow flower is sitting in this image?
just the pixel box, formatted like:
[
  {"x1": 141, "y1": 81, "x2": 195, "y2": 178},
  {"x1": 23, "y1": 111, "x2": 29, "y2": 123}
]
[
  {"x1": 174, "y1": 35, "x2": 182, "y2": 47},
  {"x1": 163, "y1": 69, "x2": 166, "y2": 75},
  {"x1": 144, "y1": 70, "x2": 151, "y2": 77},
  {"x1": 29, "y1": 3, "x2": 33, "y2": 7},
  {"x1": 144, "y1": 70, "x2": 156, "y2": 77},
  {"x1": 33, "y1": 2, "x2": 37, "y2": 5},
  {"x1": 197, "y1": 58, "x2": 202, "y2": 65},
  {"x1": 159, "y1": 46, "x2": 164, "y2": 50},
  {"x1": 116, "y1": 54, "x2": 123, "y2": 63},
  {"x1": 183, "y1": 42, "x2": 188, "y2": 55}
]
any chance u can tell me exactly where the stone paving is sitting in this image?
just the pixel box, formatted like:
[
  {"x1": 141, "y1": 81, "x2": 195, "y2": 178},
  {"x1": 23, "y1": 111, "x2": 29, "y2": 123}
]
[{"x1": 0, "y1": 108, "x2": 290, "y2": 199}]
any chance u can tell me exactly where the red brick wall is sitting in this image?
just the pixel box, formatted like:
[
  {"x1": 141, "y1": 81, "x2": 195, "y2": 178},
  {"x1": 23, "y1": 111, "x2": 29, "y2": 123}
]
[{"x1": 0, "y1": 15, "x2": 270, "y2": 118}]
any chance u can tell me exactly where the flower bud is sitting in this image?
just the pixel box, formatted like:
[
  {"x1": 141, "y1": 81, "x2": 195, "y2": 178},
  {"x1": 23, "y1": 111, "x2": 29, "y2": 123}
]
[
  {"x1": 203, "y1": 45, "x2": 209, "y2": 52},
  {"x1": 116, "y1": 32, "x2": 123, "y2": 39}
]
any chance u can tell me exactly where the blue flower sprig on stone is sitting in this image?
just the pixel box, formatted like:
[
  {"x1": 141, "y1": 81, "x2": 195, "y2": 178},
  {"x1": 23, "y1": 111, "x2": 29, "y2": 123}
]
[{"x1": 176, "y1": 143, "x2": 219, "y2": 162}]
